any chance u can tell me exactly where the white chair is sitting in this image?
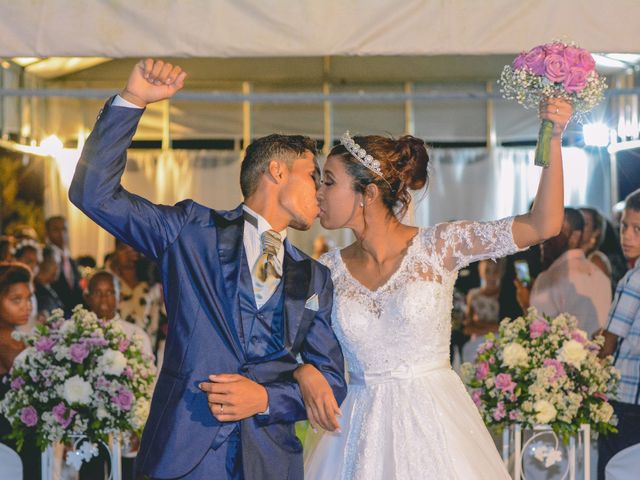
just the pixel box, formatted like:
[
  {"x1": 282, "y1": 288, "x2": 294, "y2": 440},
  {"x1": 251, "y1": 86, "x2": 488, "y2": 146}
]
[
  {"x1": 605, "y1": 443, "x2": 640, "y2": 480},
  {"x1": 0, "y1": 443, "x2": 23, "y2": 479}
]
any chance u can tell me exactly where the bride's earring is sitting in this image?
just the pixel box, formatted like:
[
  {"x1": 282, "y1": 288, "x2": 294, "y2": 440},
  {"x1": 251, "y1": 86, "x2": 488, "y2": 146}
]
[{"x1": 360, "y1": 202, "x2": 364, "y2": 207}]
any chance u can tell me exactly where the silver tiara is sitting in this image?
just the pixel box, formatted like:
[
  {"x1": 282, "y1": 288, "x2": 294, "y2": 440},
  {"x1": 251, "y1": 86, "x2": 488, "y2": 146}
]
[{"x1": 340, "y1": 131, "x2": 384, "y2": 178}]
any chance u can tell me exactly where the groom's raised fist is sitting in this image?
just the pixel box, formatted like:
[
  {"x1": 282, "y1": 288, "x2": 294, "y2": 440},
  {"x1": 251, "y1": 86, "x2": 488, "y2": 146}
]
[{"x1": 120, "y1": 59, "x2": 187, "y2": 107}]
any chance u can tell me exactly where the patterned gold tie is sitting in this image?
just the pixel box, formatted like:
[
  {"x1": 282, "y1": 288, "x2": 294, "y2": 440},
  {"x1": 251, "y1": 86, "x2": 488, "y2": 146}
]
[{"x1": 252, "y1": 229, "x2": 283, "y2": 303}]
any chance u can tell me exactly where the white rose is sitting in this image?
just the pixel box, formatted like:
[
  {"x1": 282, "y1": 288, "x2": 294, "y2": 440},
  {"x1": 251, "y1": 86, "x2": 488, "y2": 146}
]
[
  {"x1": 98, "y1": 350, "x2": 128, "y2": 376},
  {"x1": 559, "y1": 340, "x2": 587, "y2": 368},
  {"x1": 502, "y1": 343, "x2": 528, "y2": 368},
  {"x1": 597, "y1": 402, "x2": 614, "y2": 423},
  {"x1": 58, "y1": 320, "x2": 75, "y2": 335},
  {"x1": 97, "y1": 407, "x2": 109, "y2": 420},
  {"x1": 63, "y1": 375, "x2": 93, "y2": 405},
  {"x1": 534, "y1": 400, "x2": 557, "y2": 424},
  {"x1": 131, "y1": 398, "x2": 150, "y2": 429}
]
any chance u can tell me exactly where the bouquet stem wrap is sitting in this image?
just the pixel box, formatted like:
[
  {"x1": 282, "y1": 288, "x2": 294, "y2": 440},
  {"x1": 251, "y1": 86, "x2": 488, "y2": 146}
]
[{"x1": 535, "y1": 119, "x2": 554, "y2": 168}]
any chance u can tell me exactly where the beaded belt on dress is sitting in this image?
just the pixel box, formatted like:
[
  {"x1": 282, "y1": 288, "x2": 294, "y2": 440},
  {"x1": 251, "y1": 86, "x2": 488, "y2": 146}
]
[{"x1": 348, "y1": 359, "x2": 451, "y2": 387}]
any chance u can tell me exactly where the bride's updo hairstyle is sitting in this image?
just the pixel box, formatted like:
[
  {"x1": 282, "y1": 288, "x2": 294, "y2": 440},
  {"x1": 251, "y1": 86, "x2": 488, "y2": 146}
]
[{"x1": 329, "y1": 134, "x2": 429, "y2": 218}]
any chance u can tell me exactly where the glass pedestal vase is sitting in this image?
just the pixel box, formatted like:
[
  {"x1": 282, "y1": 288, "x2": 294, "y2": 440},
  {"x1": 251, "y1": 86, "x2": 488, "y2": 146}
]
[
  {"x1": 502, "y1": 424, "x2": 591, "y2": 480},
  {"x1": 41, "y1": 433, "x2": 122, "y2": 480}
]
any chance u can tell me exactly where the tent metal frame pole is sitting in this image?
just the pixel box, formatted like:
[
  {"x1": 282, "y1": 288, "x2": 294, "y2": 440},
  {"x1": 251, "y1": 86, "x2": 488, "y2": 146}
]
[
  {"x1": 404, "y1": 82, "x2": 415, "y2": 136},
  {"x1": 242, "y1": 81, "x2": 252, "y2": 151}
]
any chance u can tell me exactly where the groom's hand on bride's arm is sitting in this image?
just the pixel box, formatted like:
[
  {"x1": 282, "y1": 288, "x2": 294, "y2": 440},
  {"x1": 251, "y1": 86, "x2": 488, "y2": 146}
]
[
  {"x1": 120, "y1": 58, "x2": 188, "y2": 108},
  {"x1": 293, "y1": 364, "x2": 342, "y2": 433},
  {"x1": 199, "y1": 374, "x2": 269, "y2": 421}
]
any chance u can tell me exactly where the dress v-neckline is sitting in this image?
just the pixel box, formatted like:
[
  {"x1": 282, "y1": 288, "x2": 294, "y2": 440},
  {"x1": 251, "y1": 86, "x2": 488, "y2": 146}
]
[{"x1": 337, "y1": 229, "x2": 421, "y2": 295}]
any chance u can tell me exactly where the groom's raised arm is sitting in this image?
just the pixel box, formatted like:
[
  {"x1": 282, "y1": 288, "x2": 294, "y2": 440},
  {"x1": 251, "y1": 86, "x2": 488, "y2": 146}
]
[{"x1": 69, "y1": 60, "x2": 190, "y2": 260}]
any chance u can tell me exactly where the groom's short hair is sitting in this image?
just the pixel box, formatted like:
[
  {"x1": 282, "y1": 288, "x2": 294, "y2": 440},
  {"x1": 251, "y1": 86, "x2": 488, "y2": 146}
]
[{"x1": 240, "y1": 134, "x2": 317, "y2": 197}]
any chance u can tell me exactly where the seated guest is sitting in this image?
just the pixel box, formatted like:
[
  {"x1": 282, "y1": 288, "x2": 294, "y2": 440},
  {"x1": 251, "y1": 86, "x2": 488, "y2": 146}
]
[
  {"x1": 82, "y1": 270, "x2": 153, "y2": 480},
  {"x1": 0, "y1": 262, "x2": 41, "y2": 479},
  {"x1": 0, "y1": 236, "x2": 14, "y2": 262},
  {"x1": 516, "y1": 207, "x2": 611, "y2": 336},
  {"x1": 12, "y1": 239, "x2": 42, "y2": 332},
  {"x1": 598, "y1": 188, "x2": 640, "y2": 479}
]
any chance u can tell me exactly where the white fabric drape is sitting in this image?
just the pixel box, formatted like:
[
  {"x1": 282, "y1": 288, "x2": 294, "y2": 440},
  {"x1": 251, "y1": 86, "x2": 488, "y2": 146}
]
[
  {"x1": 1, "y1": 0, "x2": 639, "y2": 57},
  {"x1": 45, "y1": 147, "x2": 611, "y2": 260}
]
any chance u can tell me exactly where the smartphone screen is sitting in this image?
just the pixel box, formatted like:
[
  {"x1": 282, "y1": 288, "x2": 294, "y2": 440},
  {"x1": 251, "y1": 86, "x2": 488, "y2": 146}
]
[{"x1": 514, "y1": 260, "x2": 531, "y2": 287}]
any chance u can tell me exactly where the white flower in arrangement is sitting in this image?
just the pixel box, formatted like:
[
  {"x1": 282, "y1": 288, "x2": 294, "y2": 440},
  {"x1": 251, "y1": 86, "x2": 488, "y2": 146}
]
[
  {"x1": 131, "y1": 398, "x2": 151, "y2": 430},
  {"x1": 96, "y1": 407, "x2": 109, "y2": 420},
  {"x1": 559, "y1": 340, "x2": 587, "y2": 368},
  {"x1": 59, "y1": 319, "x2": 75, "y2": 335},
  {"x1": 534, "y1": 400, "x2": 557, "y2": 424},
  {"x1": 98, "y1": 350, "x2": 128, "y2": 376},
  {"x1": 13, "y1": 347, "x2": 34, "y2": 368},
  {"x1": 596, "y1": 402, "x2": 614, "y2": 423},
  {"x1": 63, "y1": 375, "x2": 94, "y2": 405},
  {"x1": 502, "y1": 342, "x2": 528, "y2": 368}
]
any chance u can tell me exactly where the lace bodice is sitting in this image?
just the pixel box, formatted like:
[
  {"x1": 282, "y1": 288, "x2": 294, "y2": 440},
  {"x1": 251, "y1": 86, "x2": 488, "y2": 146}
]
[{"x1": 320, "y1": 217, "x2": 523, "y2": 376}]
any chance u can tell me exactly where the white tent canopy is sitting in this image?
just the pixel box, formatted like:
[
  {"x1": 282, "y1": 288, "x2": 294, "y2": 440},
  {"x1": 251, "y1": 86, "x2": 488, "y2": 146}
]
[{"x1": 1, "y1": 0, "x2": 640, "y2": 57}]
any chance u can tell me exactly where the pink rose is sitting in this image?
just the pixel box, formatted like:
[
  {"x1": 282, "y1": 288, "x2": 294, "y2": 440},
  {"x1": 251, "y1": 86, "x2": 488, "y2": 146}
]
[
  {"x1": 564, "y1": 68, "x2": 589, "y2": 93},
  {"x1": 476, "y1": 361, "x2": 490, "y2": 380},
  {"x1": 529, "y1": 318, "x2": 550, "y2": 339},
  {"x1": 509, "y1": 410, "x2": 519, "y2": 421},
  {"x1": 571, "y1": 331, "x2": 587, "y2": 344},
  {"x1": 477, "y1": 340, "x2": 494, "y2": 355},
  {"x1": 594, "y1": 392, "x2": 608, "y2": 401},
  {"x1": 495, "y1": 373, "x2": 517, "y2": 395},
  {"x1": 114, "y1": 388, "x2": 134, "y2": 411},
  {"x1": 512, "y1": 52, "x2": 527, "y2": 70},
  {"x1": 118, "y1": 338, "x2": 130, "y2": 352},
  {"x1": 20, "y1": 406, "x2": 38, "y2": 427},
  {"x1": 52, "y1": 402, "x2": 76, "y2": 428},
  {"x1": 10, "y1": 377, "x2": 25, "y2": 391},
  {"x1": 472, "y1": 390, "x2": 483, "y2": 408},
  {"x1": 524, "y1": 46, "x2": 547, "y2": 75},
  {"x1": 493, "y1": 401, "x2": 506, "y2": 421},
  {"x1": 36, "y1": 336, "x2": 56, "y2": 353},
  {"x1": 544, "y1": 54, "x2": 569, "y2": 83},
  {"x1": 544, "y1": 42, "x2": 566, "y2": 56},
  {"x1": 564, "y1": 47, "x2": 595, "y2": 72},
  {"x1": 69, "y1": 343, "x2": 90, "y2": 364},
  {"x1": 543, "y1": 358, "x2": 566, "y2": 381}
]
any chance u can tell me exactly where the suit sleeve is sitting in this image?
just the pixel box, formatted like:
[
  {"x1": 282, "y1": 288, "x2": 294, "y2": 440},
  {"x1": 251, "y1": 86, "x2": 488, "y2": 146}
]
[
  {"x1": 257, "y1": 268, "x2": 347, "y2": 425},
  {"x1": 68, "y1": 97, "x2": 193, "y2": 261}
]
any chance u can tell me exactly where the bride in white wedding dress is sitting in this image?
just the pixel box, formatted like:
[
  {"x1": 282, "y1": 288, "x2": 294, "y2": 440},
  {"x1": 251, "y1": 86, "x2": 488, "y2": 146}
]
[{"x1": 294, "y1": 98, "x2": 572, "y2": 479}]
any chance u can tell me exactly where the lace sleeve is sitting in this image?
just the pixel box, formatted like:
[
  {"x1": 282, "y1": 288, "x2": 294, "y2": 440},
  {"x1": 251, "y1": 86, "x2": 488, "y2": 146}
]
[{"x1": 434, "y1": 216, "x2": 526, "y2": 272}]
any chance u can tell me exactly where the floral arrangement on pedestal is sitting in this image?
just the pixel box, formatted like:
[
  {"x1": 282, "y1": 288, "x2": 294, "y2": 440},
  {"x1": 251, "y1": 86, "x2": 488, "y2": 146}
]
[
  {"x1": 461, "y1": 307, "x2": 619, "y2": 442},
  {"x1": 0, "y1": 306, "x2": 156, "y2": 455},
  {"x1": 499, "y1": 41, "x2": 607, "y2": 167}
]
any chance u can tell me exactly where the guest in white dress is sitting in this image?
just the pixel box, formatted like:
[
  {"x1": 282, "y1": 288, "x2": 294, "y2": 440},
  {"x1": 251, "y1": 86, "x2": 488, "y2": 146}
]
[{"x1": 295, "y1": 98, "x2": 573, "y2": 479}]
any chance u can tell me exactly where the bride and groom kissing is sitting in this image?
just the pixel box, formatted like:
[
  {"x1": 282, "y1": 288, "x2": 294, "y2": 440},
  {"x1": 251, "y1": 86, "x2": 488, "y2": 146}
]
[{"x1": 70, "y1": 59, "x2": 572, "y2": 479}]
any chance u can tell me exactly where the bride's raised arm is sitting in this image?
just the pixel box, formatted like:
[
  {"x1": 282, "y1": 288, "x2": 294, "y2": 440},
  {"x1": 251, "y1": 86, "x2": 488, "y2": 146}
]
[{"x1": 433, "y1": 98, "x2": 572, "y2": 273}]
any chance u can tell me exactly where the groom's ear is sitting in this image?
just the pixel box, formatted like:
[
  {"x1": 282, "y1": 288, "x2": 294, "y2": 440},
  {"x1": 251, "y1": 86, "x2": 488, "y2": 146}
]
[{"x1": 267, "y1": 159, "x2": 287, "y2": 185}]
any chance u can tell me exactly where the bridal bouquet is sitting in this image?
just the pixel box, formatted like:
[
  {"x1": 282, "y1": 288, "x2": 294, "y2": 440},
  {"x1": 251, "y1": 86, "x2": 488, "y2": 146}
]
[
  {"x1": 499, "y1": 41, "x2": 607, "y2": 167},
  {"x1": 461, "y1": 308, "x2": 619, "y2": 441},
  {"x1": 0, "y1": 306, "x2": 156, "y2": 454}
]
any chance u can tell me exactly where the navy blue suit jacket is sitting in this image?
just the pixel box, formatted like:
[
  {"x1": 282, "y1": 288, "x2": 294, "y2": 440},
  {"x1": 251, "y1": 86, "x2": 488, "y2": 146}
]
[{"x1": 69, "y1": 99, "x2": 346, "y2": 479}]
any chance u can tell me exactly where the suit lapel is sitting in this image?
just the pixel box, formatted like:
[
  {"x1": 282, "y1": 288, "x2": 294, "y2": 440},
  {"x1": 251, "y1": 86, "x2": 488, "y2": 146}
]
[
  {"x1": 283, "y1": 241, "x2": 313, "y2": 350},
  {"x1": 213, "y1": 205, "x2": 245, "y2": 358}
]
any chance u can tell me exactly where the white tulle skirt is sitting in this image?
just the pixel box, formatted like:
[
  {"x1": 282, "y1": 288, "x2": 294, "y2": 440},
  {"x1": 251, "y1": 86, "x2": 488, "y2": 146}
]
[{"x1": 304, "y1": 362, "x2": 510, "y2": 480}]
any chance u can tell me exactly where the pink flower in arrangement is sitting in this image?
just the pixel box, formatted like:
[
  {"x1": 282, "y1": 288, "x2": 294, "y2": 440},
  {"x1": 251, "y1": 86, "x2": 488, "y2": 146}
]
[
  {"x1": 118, "y1": 338, "x2": 130, "y2": 353},
  {"x1": 477, "y1": 340, "x2": 494, "y2": 355},
  {"x1": 543, "y1": 359, "x2": 566, "y2": 381},
  {"x1": 52, "y1": 402, "x2": 76, "y2": 428},
  {"x1": 509, "y1": 410, "x2": 519, "y2": 421},
  {"x1": 493, "y1": 401, "x2": 507, "y2": 421},
  {"x1": 20, "y1": 406, "x2": 38, "y2": 427},
  {"x1": 594, "y1": 392, "x2": 609, "y2": 401},
  {"x1": 564, "y1": 68, "x2": 589, "y2": 93},
  {"x1": 95, "y1": 376, "x2": 111, "y2": 390},
  {"x1": 524, "y1": 46, "x2": 547, "y2": 75},
  {"x1": 476, "y1": 361, "x2": 490, "y2": 380},
  {"x1": 529, "y1": 318, "x2": 549, "y2": 339},
  {"x1": 488, "y1": 356, "x2": 495, "y2": 365},
  {"x1": 512, "y1": 52, "x2": 527, "y2": 70},
  {"x1": 35, "y1": 336, "x2": 56, "y2": 353},
  {"x1": 69, "y1": 343, "x2": 90, "y2": 363},
  {"x1": 10, "y1": 377, "x2": 25, "y2": 391},
  {"x1": 564, "y1": 47, "x2": 596, "y2": 72},
  {"x1": 495, "y1": 373, "x2": 517, "y2": 395},
  {"x1": 544, "y1": 42, "x2": 566, "y2": 56},
  {"x1": 472, "y1": 390, "x2": 483, "y2": 408},
  {"x1": 544, "y1": 54, "x2": 569, "y2": 83},
  {"x1": 122, "y1": 367, "x2": 134, "y2": 379},
  {"x1": 571, "y1": 331, "x2": 587, "y2": 344},
  {"x1": 114, "y1": 388, "x2": 134, "y2": 411}
]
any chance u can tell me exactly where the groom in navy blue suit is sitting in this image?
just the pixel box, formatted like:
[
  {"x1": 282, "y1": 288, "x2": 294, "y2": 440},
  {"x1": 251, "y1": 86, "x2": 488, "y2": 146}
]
[{"x1": 69, "y1": 59, "x2": 346, "y2": 479}]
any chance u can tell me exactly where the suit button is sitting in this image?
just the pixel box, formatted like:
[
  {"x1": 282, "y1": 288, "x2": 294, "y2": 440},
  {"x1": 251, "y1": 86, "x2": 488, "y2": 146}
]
[
  {"x1": 256, "y1": 313, "x2": 264, "y2": 320},
  {"x1": 250, "y1": 336, "x2": 258, "y2": 344}
]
